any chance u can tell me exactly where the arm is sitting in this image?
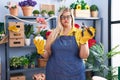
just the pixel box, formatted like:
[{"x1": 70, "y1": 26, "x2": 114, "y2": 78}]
[
  {"x1": 79, "y1": 43, "x2": 89, "y2": 59},
  {"x1": 40, "y1": 33, "x2": 52, "y2": 59},
  {"x1": 35, "y1": 17, "x2": 51, "y2": 59},
  {"x1": 78, "y1": 27, "x2": 95, "y2": 59}
]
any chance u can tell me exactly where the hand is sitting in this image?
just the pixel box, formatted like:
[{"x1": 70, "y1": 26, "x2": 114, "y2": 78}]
[
  {"x1": 80, "y1": 27, "x2": 95, "y2": 44},
  {"x1": 33, "y1": 36, "x2": 46, "y2": 55}
]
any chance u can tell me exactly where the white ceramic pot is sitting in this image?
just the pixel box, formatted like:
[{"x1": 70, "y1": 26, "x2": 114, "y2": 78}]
[{"x1": 25, "y1": 38, "x2": 31, "y2": 46}]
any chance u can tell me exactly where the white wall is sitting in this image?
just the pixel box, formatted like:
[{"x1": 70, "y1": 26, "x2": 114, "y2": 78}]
[
  {"x1": 90, "y1": 0, "x2": 108, "y2": 53},
  {"x1": 1, "y1": 0, "x2": 109, "y2": 47},
  {"x1": 0, "y1": 0, "x2": 109, "y2": 62},
  {"x1": 0, "y1": 0, "x2": 108, "y2": 55},
  {"x1": 0, "y1": 0, "x2": 51, "y2": 21}
]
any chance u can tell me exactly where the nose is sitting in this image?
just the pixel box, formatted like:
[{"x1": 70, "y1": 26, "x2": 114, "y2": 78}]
[{"x1": 64, "y1": 17, "x2": 68, "y2": 20}]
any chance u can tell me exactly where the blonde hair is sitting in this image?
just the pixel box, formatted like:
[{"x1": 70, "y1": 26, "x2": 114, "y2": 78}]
[{"x1": 45, "y1": 8, "x2": 75, "y2": 53}]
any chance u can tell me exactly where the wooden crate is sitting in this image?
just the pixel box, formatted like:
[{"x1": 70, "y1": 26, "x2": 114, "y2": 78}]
[
  {"x1": 40, "y1": 4, "x2": 55, "y2": 12},
  {"x1": 74, "y1": 10, "x2": 90, "y2": 18},
  {"x1": 9, "y1": 30, "x2": 24, "y2": 38},
  {"x1": 9, "y1": 38, "x2": 24, "y2": 47},
  {"x1": 38, "y1": 58, "x2": 48, "y2": 68},
  {"x1": 10, "y1": 75, "x2": 26, "y2": 80},
  {"x1": 9, "y1": 22, "x2": 24, "y2": 30}
]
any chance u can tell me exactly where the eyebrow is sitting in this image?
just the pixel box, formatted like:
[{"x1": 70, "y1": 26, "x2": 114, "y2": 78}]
[{"x1": 61, "y1": 15, "x2": 71, "y2": 16}]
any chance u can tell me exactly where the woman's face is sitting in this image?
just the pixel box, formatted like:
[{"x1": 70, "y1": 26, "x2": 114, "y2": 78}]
[{"x1": 60, "y1": 11, "x2": 72, "y2": 28}]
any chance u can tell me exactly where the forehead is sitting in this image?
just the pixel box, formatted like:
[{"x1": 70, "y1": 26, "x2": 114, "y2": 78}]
[{"x1": 62, "y1": 12, "x2": 71, "y2": 16}]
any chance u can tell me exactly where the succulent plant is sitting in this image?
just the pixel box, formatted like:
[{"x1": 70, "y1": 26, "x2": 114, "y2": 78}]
[{"x1": 90, "y1": 4, "x2": 99, "y2": 11}]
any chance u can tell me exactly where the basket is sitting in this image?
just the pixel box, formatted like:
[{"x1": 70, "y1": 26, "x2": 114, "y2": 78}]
[
  {"x1": 74, "y1": 10, "x2": 90, "y2": 18},
  {"x1": 38, "y1": 58, "x2": 48, "y2": 68}
]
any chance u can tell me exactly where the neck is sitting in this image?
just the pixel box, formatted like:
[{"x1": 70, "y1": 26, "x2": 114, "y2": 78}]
[{"x1": 62, "y1": 25, "x2": 72, "y2": 35}]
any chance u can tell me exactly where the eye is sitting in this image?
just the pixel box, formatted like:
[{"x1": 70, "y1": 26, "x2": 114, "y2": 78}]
[{"x1": 60, "y1": 15, "x2": 71, "y2": 20}]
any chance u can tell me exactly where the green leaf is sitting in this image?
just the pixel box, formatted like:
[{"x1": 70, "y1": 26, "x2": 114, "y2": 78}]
[
  {"x1": 24, "y1": 24, "x2": 34, "y2": 38},
  {"x1": 107, "y1": 45, "x2": 120, "y2": 58}
]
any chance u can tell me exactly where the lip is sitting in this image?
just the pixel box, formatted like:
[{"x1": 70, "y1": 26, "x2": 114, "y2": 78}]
[{"x1": 64, "y1": 20, "x2": 68, "y2": 23}]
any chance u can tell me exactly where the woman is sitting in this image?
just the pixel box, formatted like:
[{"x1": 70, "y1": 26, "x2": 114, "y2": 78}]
[{"x1": 35, "y1": 8, "x2": 95, "y2": 80}]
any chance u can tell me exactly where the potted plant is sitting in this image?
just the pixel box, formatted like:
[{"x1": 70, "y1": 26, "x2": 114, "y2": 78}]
[
  {"x1": 5, "y1": 1, "x2": 18, "y2": 16},
  {"x1": 48, "y1": 10, "x2": 55, "y2": 17},
  {"x1": 20, "y1": 56, "x2": 29, "y2": 69},
  {"x1": 19, "y1": 0, "x2": 37, "y2": 16},
  {"x1": 40, "y1": 10, "x2": 48, "y2": 17},
  {"x1": 70, "y1": 0, "x2": 90, "y2": 17},
  {"x1": 90, "y1": 4, "x2": 99, "y2": 17},
  {"x1": 38, "y1": 57, "x2": 48, "y2": 68},
  {"x1": 30, "y1": 61, "x2": 35, "y2": 68},
  {"x1": 10, "y1": 56, "x2": 21, "y2": 70},
  {"x1": 24, "y1": 24, "x2": 34, "y2": 46},
  {"x1": 32, "y1": 10, "x2": 40, "y2": 16},
  {"x1": 25, "y1": 52, "x2": 37, "y2": 68},
  {"x1": 86, "y1": 43, "x2": 120, "y2": 80}
]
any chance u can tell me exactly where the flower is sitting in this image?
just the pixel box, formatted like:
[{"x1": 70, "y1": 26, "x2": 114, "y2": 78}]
[
  {"x1": 76, "y1": 4, "x2": 81, "y2": 10},
  {"x1": 85, "y1": 5, "x2": 90, "y2": 10},
  {"x1": 70, "y1": 0, "x2": 90, "y2": 10},
  {"x1": 88, "y1": 39, "x2": 96, "y2": 48},
  {"x1": 5, "y1": 2, "x2": 18, "y2": 9},
  {"x1": 45, "y1": 31, "x2": 51, "y2": 39},
  {"x1": 19, "y1": 0, "x2": 37, "y2": 7},
  {"x1": 74, "y1": 24, "x2": 80, "y2": 28},
  {"x1": 36, "y1": 17, "x2": 47, "y2": 25}
]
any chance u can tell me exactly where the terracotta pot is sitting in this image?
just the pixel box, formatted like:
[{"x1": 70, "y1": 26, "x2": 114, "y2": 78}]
[
  {"x1": 9, "y1": 8, "x2": 18, "y2": 16},
  {"x1": 38, "y1": 58, "x2": 48, "y2": 68},
  {"x1": 21, "y1": 6, "x2": 33, "y2": 16},
  {"x1": 91, "y1": 11, "x2": 98, "y2": 17}
]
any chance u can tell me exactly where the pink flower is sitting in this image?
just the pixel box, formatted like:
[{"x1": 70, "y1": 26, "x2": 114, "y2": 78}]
[
  {"x1": 36, "y1": 17, "x2": 46, "y2": 24},
  {"x1": 36, "y1": 17, "x2": 47, "y2": 29}
]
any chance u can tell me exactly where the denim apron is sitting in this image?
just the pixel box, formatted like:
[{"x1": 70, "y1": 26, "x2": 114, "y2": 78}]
[{"x1": 46, "y1": 36, "x2": 86, "y2": 80}]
